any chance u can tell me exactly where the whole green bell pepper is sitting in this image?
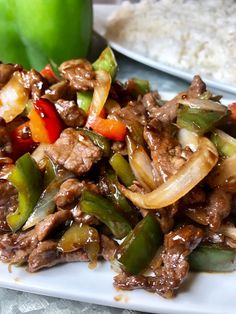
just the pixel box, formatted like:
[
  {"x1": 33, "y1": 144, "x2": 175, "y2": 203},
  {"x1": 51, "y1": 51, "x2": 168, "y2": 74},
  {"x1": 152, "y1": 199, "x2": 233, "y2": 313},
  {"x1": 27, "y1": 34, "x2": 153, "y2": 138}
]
[
  {"x1": 0, "y1": 0, "x2": 92, "y2": 70},
  {"x1": 0, "y1": 0, "x2": 30, "y2": 67},
  {"x1": 6, "y1": 153, "x2": 43, "y2": 232}
]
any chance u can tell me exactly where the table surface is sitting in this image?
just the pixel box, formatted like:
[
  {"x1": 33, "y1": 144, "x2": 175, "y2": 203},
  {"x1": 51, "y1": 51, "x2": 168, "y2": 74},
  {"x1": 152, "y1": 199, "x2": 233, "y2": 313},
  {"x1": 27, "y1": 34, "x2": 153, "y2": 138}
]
[{"x1": 1, "y1": 40, "x2": 235, "y2": 314}]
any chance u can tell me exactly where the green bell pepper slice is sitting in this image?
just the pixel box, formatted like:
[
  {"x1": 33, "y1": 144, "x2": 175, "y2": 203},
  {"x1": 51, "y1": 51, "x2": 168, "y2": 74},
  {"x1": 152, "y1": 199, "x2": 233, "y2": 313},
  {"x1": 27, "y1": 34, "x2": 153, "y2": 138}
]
[
  {"x1": 6, "y1": 153, "x2": 43, "y2": 232},
  {"x1": 80, "y1": 190, "x2": 132, "y2": 239},
  {"x1": 77, "y1": 91, "x2": 93, "y2": 114},
  {"x1": 177, "y1": 106, "x2": 229, "y2": 135},
  {"x1": 109, "y1": 153, "x2": 135, "y2": 187},
  {"x1": 211, "y1": 129, "x2": 236, "y2": 157},
  {"x1": 23, "y1": 169, "x2": 75, "y2": 230},
  {"x1": 79, "y1": 129, "x2": 111, "y2": 157},
  {"x1": 43, "y1": 157, "x2": 57, "y2": 188},
  {"x1": 93, "y1": 47, "x2": 118, "y2": 80},
  {"x1": 116, "y1": 214, "x2": 163, "y2": 275},
  {"x1": 189, "y1": 244, "x2": 236, "y2": 272},
  {"x1": 58, "y1": 223, "x2": 100, "y2": 262},
  {"x1": 126, "y1": 78, "x2": 150, "y2": 97},
  {"x1": 102, "y1": 171, "x2": 139, "y2": 226},
  {"x1": 0, "y1": 0, "x2": 92, "y2": 70}
]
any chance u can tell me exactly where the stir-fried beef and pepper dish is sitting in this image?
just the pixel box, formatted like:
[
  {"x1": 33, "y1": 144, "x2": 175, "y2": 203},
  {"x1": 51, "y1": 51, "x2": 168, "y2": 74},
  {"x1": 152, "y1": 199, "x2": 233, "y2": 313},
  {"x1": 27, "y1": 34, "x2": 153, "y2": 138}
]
[{"x1": 1, "y1": 47, "x2": 236, "y2": 298}]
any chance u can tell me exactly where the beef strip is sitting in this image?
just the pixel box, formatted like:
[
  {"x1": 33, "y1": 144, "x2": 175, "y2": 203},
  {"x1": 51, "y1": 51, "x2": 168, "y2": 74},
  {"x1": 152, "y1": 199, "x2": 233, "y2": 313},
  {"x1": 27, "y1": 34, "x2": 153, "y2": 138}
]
[
  {"x1": 0, "y1": 229, "x2": 38, "y2": 264},
  {"x1": 55, "y1": 178, "x2": 86, "y2": 209},
  {"x1": 28, "y1": 240, "x2": 90, "y2": 272},
  {"x1": 157, "y1": 203, "x2": 178, "y2": 234},
  {"x1": 45, "y1": 128, "x2": 102, "y2": 176},
  {"x1": 142, "y1": 92, "x2": 185, "y2": 123},
  {"x1": 27, "y1": 234, "x2": 118, "y2": 272},
  {"x1": 206, "y1": 189, "x2": 231, "y2": 231},
  {"x1": 0, "y1": 179, "x2": 18, "y2": 233},
  {"x1": 72, "y1": 206, "x2": 100, "y2": 225},
  {"x1": 182, "y1": 188, "x2": 231, "y2": 231},
  {"x1": 0, "y1": 118, "x2": 12, "y2": 157},
  {"x1": 21, "y1": 69, "x2": 48, "y2": 101},
  {"x1": 59, "y1": 59, "x2": 95, "y2": 91},
  {"x1": 114, "y1": 225, "x2": 203, "y2": 298},
  {"x1": 0, "y1": 63, "x2": 23, "y2": 88},
  {"x1": 111, "y1": 141, "x2": 127, "y2": 155},
  {"x1": 55, "y1": 178, "x2": 99, "y2": 224},
  {"x1": 43, "y1": 80, "x2": 76, "y2": 102},
  {"x1": 144, "y1": 120, "x2": 192, "y2": 184},
  {"x1": 113, "y1": 100, "x2": 147, "y2": 126},
  {"x1": 27, "y1": 240, "x2": 60, "y2": 272},
  {"x1": 35, "y1": 210, "x2": 72, "y2": 241},
  {"x1": 54, "y1": 99, "x2": 86, "y2": 127},
  {"x1": 100, "y1": 234, "x2": 118, "y2": 261},
  {"x1": 187, "y1": 75, "x2": 206, "y2": 98},
  {"x1": 55, "y1": 179, "x2": 99, "y2": 209},
  {"x1": 142, "y1": 76, "x2": 206, "y2": 123}
]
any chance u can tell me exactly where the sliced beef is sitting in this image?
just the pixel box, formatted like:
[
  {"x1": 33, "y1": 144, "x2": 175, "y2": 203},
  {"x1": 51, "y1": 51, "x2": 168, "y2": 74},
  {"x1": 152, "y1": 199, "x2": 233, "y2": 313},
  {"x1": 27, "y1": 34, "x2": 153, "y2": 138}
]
[
  {"x1": 114, "y1": 225, "x2": 203, "y2": 298},
  {"x1": 0, "y1": 63, "x2": 23, "y2": 88},
  {"x1": 142, "y1": 92, "x2": 161, "y2": 119},
  {"x1": 158, "y1": 203, "x2": 178, "y2": 234},
  {"x1": 72, "y1": 206, "x2": 100, "y2": 226},
  {"x1": 142, "y1": 92, "x2": 185, "y2": 123},
  {"x1": 28, "y1": 240, "x2": 59, "y2": 272},
  {"x1": 142, "y1": 76, "x2": 206, "y2": 123},
  {"x1": 0, "y1": 180, "x2": 18, "y2": 233},
  {"x1": 100, "y1": 234, "x2": 118, "y2": 261},
  {"x1": 27, "y1": 234, "x2": 118, "y2": 272},
  {"x1": 21, "y1": 69, "x2": 48, "y2": 101},
  {"x1": 206, "y1": 189, "x2": 231, "y2": 231},
  {"x1": 35, "y1": 210, "x2": 72, "y2": 241},
  {"x1": 182, "y1": 188, "x2": 231, "y2": 231},
  {"x1": 0, "y1": 229, "x2": 38, "y2": 264},
  {"x1": 187, "y1": 75, "x2": 206, "y2": 98},
  {"x1": 59, "y1": 59, "x2": 95, "y2": 91},
  {"x1": 0, "y1": 118, "x2": 12, "y2": 157},
  {"x1": 46, "y1": 128, "x2": 102, "y2": 176},
  {"x1": 55, "y1": 179, "x2": 99, "y2": 210},
  {"x1": 28, "y1": 240, "x2": 89, "y2": 272},
  {"x1": 114, "y1": 100, "x2": 147, "y2": 126},
  {"x1": 111, "y1": 141, "x2": 127, "y2": 155},
  {"x1": 55, "y1": 99, "x2": 86, "y2": 127},
  {"x1": 144, "y1": 120, "x2": 192, "y2": 184},
  {"x1": 43, "y1": 80, "x2": 76, "y2": 102},
  {"x1": 55, "y1": 178, "x2": 86, "y2": 209}
]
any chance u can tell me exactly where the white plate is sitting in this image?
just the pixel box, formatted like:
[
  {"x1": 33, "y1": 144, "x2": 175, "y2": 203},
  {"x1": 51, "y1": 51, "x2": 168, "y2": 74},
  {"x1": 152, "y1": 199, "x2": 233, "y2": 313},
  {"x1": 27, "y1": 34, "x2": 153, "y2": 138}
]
[
  {"x1": 0, "y1": 93, "x2": 236, "y2": 314},
  {"x1": 93, "y1": 4, "x2": 236, "y2": 95}
]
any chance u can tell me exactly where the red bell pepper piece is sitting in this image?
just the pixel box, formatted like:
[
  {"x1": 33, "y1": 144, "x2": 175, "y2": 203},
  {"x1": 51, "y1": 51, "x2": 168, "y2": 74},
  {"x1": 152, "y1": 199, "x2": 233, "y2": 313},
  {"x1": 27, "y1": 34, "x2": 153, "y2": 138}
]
[
  {"x1": 10, "y1": 121, "x2": 37, "y2": 159},
  {"x1": 28, "y1": 98, "x2": 63, "y2": 144},
  {"x1": 40, "y1": 64, "x2": 58, "y2": 84},
  {"x1": 229, "y1": 102, "x2": 236, "y2": 120},
  {"x1": 90, "y1": 117, "x2": 127, "y2": 141}
]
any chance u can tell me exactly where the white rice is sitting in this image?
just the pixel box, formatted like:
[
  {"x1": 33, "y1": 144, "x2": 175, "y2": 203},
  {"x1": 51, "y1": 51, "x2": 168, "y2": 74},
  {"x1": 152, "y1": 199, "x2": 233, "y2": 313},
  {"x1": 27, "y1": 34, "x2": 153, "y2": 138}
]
[{"x1": 106, "y1": 0, "x2": 236, "y2": 85}]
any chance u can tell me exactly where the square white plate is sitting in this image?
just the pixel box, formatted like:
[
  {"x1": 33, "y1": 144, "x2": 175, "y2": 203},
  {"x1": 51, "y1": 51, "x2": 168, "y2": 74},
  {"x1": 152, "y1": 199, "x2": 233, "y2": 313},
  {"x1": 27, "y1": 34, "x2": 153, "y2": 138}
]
[{"x1": 0, "y1": 93, "x2": 236, "y2": 314}]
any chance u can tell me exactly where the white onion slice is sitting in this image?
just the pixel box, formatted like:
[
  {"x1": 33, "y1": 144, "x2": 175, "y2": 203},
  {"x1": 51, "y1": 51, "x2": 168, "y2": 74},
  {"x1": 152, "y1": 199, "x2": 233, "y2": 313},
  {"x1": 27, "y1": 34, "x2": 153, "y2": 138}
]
[
  {"x1": 0, "y1": 71, "x2": 29, "y2": 122},
  {"x1": 119, "y1": 137, "x2": 218, "y2": 209},
  {"x1": 178, "y1": 128, "x2": 199, "y2": 152},
  {"x1": 219, "y1": 225, "x2": 236, "y2": 241},
  {"x1": 86, "y1": 70, "x2": 111, "y2": 127},
  {"x1": 179, "y1": 98, "x2": 227, "y2": 113}
]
